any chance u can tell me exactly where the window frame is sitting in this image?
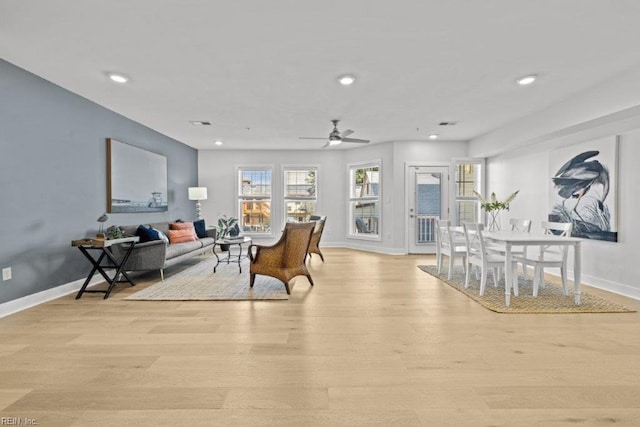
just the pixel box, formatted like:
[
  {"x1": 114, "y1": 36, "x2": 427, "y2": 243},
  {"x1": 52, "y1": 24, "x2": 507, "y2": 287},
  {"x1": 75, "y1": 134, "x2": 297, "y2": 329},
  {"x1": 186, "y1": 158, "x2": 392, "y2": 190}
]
[
  {"x1": 347, "y1": 159, "x2": 382, "y2": 241},
  {"x1": 236, "y1": 165, "x2": 275, "y2": 237},
  {"x1": 450, "y1": 157, "x2": 485, "y2": 227},
  {"x1": 282, "y1": 165, "x2": 319, "y2": 226}
]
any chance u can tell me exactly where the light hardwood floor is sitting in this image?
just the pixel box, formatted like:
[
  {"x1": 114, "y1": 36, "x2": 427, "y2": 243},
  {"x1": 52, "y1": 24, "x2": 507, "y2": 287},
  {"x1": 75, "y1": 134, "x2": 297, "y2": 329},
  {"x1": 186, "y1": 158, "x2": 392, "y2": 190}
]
[{"x1": 1, "y1": 248, "x2": 639, "y2": 426}]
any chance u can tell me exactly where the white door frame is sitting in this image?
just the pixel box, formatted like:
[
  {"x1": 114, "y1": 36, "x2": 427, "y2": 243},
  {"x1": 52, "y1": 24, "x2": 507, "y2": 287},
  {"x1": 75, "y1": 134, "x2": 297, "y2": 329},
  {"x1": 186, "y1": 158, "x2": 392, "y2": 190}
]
[{"x1": 405, "y1": 162, "x2": 451, "y2": 254}]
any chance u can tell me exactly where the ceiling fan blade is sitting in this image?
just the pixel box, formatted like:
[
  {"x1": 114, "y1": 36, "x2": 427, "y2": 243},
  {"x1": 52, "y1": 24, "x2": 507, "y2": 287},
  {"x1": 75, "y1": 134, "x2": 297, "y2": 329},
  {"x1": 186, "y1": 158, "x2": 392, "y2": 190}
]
[
  {"x1": 342, "y1": 137, "x2": 370, "y2": 143},
  {"x1": 299, "y1": 137, "x2": 329, "y2": 140},
  {"x1": 321, "y1": 142, "x2": 331, "y2": 148},
  {"x1": 341, "y1": 129, "x2": 354, "y2": 138}
]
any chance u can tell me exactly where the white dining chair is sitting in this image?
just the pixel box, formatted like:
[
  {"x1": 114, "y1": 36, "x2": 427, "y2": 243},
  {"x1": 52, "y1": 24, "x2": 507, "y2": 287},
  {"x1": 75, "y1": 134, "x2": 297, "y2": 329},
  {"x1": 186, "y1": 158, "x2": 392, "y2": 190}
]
[
  {"x1": 485, "y1": 218, "x2": 532, "y2": 279},
  {"x1": 510, "y1": 218, "x2": 532, "y2": 233},
  {"x1": 512, "y1": 221, "x2": 573, "y2": 297},
  {"x1": 463, "y1": 222, "x2": 519, "y2": 297},
  {"x1": 510, "y1": 218, "x2": 532, "y2": 279},
  {"x1": 435, "y1": 219, "x2": 467, "y2": 280}
]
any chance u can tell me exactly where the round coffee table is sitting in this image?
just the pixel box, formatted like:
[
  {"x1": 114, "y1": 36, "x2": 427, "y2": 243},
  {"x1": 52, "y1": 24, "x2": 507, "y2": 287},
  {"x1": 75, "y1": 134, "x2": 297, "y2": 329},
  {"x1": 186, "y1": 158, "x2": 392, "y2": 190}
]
[{"x1": 212, "y1": 236, "x2": 252, "y2": 273}]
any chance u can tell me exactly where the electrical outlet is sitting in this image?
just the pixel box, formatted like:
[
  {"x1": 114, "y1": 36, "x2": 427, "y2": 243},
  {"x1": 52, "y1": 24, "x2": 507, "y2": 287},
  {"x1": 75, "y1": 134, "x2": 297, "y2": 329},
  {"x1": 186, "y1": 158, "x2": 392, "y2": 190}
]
[{"x1": 2, "y1": 267, "x2": 11, "y2": 281}]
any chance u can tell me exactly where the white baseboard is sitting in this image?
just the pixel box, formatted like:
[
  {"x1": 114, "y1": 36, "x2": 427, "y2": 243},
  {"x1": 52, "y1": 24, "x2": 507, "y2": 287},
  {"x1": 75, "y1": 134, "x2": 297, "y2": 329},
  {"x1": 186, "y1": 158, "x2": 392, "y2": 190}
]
[
  {"x1": 323, "y1": 241, "x2": 406, "y2": 255},
  {"x1": 529, "y1": 267, "x2": 640, "y2": 301},
  {"x1": 577, "y1": 272, "x2": 640, "y2": 301},
  {"x1": 0, "y1": 275, "x2": 104, "y2": 318}
]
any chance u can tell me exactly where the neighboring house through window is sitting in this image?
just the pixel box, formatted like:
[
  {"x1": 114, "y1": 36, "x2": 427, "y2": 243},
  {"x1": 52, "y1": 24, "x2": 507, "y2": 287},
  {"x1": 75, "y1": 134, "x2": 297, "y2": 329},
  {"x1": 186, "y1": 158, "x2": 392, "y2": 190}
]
[
  {"x1": 238, "y1": 168, "x2": 272, "y2": 234},
  {"x1": 284, "y1": 167, "x2": 317, "y2": 223}
]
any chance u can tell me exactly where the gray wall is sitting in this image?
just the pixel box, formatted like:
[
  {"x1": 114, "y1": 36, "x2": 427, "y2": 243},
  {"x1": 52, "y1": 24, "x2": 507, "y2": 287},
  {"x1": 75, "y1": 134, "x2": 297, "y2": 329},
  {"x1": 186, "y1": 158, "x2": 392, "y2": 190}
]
[{"x1": 0, "y1": 59, "x2": 198, "y2": 304}]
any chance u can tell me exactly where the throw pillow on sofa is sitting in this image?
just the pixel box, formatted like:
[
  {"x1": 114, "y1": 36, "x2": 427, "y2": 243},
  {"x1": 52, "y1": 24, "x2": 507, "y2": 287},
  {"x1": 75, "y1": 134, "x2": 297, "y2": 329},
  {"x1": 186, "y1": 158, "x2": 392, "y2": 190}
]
[
  {"x1": 152, "y1": 228, "x2": 170, "y2": 243},
  {"x1": 170, "y1": 222, "x2": 197, "y2": 239},
  {"x1": 168, "y1": 229, "x2": 197, "y2": 244},
  {"x1": 193, "y1": 219, "x2": 207, "y2": 239},
  {"x1": 136, "y1": 225, "x2": 164, "y2": 243}
]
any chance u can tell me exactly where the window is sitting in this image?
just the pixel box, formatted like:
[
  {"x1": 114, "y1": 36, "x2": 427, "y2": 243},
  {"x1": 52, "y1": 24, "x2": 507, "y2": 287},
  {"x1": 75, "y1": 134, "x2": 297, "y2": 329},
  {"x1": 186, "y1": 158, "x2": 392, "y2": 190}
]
[
  {"x1": 349, "y1": 161, "x2": 381, "y2": 239},
  {"x1": 284, "y1": 168, "x2": 317, "y2": 223},
  {"x1": 238, "y1": 168, "x2": 272, "y2": 234},
  {"x1": 453, "y1": 159, "x2": 483, "y2": 226}
]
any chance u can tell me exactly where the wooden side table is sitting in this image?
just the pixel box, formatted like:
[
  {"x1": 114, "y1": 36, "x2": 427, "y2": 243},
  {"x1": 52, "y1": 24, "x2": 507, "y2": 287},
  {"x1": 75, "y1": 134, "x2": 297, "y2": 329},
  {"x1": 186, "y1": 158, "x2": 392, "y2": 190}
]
[{"x1": 72, "y1": 236, "x2": 139, "y2": 299}]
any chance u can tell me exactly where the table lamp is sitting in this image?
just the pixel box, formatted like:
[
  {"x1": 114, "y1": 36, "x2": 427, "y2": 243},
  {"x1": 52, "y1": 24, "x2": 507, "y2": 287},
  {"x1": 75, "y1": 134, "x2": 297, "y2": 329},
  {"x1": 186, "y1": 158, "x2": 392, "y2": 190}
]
[
  {"x1": 188, "y1": 187, "x2": 208, "y2": 221},
  {"x1": 96, "y1": 213, "x2": 108, "y2": 239}
]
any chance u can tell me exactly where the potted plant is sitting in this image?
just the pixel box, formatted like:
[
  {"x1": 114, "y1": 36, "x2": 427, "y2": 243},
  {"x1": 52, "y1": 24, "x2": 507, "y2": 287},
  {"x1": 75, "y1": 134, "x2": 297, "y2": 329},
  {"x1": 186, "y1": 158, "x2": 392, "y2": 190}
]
[
  {"x1": 216, "y1": 214, "x2": 238, "y2": 250},
  {"x1": 473, "y1": 190, "x2": 519, "y2": 231}
]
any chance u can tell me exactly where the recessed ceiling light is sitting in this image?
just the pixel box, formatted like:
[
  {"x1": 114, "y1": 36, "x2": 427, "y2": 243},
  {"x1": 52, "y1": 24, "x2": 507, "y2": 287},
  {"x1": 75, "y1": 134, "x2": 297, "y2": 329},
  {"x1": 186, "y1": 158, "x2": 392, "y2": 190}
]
[
  {"x1": 107, "y1": 73, "x2": 129, "y2": 84},
  {"x1": 338, "y1": 74, "x2": 356, "y2": 86},
  {"x1": 428, "y1": 134, "x2": 439, "y2": 140},
  {"x1": 516, "y1": 74, "x2": 537, "y2": 86},
  {"x1": 190, "y1": 121, "x2": 212, "y2": 126},
  {"x1": 214, "y1": 140, "x2": 223, "y2": 146}
]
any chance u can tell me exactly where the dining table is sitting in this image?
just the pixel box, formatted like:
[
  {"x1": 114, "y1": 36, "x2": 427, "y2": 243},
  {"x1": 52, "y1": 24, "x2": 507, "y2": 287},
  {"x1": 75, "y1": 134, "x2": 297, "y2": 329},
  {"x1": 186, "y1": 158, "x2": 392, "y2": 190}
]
[
  {"x1": 483, "y1": 230, "x2": 582, "y2": 307},
  {"x1": 452, "y1": 227, "x2": 583, "y2": 307}
]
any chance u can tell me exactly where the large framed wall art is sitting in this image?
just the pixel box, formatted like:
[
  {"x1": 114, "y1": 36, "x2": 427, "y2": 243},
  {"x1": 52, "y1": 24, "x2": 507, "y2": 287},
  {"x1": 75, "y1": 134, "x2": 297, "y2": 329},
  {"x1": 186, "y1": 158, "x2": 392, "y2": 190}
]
[
  {"x1": 548, "y1": 135, "x2": 618, "y2": 242},
  {"x1": 107, "y1": 138, "x2": 168, "y2": 213}
]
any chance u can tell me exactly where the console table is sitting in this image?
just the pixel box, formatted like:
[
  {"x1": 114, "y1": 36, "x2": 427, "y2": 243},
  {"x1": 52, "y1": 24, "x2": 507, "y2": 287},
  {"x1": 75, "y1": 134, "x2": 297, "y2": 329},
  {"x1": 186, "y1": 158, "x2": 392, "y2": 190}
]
[
  {"x1": 72, "y1": 236, "x2": 139, "y2": 299},
  {"x1": 213, "y1": 237, "x2": 252, "y2": 273}
]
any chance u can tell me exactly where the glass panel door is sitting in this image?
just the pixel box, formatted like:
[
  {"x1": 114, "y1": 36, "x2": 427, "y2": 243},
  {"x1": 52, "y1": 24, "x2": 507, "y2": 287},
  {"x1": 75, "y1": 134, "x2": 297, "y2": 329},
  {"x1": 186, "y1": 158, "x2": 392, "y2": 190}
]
[{"x1": 408, "y1": 166, "x2": 449, "y2": 254}]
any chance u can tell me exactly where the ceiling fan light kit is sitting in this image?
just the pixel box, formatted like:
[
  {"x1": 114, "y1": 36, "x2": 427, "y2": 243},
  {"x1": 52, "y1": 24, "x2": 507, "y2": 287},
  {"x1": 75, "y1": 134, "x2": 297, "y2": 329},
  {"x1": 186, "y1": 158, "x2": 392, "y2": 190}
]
[{"x1": 299, "y1": 119, "x2": 370, "y2": 148}]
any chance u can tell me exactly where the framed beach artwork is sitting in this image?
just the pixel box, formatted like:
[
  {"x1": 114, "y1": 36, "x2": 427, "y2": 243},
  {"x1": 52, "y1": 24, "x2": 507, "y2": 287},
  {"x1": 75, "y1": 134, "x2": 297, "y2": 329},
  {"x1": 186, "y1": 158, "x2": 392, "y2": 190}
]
[
  {"x1": 107, "y1": 138, "x2": 168, "y2": 213},
  {"x1": 548, "y1": 136, "x2": 618, "y2": 242}
]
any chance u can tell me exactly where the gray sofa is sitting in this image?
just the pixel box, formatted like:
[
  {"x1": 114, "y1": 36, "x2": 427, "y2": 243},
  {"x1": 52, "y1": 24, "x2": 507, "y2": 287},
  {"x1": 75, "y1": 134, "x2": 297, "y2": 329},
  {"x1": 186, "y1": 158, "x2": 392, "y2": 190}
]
[{"x1": 110, "y1": 221, "x2": 216, "y2": 280}]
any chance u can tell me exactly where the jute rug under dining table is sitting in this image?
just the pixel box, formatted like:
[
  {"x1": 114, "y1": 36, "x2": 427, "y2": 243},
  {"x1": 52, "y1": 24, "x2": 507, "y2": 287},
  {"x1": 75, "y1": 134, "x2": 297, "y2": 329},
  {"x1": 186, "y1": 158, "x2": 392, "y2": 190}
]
[{"x1": 419, "y1": 264, "x2": 636, "y2": 314}]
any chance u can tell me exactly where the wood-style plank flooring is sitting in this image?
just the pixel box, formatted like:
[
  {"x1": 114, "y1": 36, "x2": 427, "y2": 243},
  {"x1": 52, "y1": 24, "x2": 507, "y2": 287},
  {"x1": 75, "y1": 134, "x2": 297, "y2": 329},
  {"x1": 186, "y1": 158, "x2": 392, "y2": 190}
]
[{"x1": 1, "y1": 248, "x2": 640, "y2": 426}]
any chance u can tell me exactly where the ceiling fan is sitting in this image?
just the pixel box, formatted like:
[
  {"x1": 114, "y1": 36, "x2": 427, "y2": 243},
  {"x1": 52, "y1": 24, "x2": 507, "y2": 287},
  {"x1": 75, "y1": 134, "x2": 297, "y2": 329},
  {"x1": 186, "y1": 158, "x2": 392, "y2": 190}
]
[{"x1": 299, "y1": 119, "x2": 370, "y2": 148}]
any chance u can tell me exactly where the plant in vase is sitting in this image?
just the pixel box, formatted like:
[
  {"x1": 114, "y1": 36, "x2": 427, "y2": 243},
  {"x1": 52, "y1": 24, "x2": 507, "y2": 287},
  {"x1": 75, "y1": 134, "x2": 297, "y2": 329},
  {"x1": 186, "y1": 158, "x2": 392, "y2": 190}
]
[
  {"x1": 473, "y1": 190, "x2": 519, "y2": 231},
  {"x1": 216, "y1": 214, "x2": 238, "y2": 250}
]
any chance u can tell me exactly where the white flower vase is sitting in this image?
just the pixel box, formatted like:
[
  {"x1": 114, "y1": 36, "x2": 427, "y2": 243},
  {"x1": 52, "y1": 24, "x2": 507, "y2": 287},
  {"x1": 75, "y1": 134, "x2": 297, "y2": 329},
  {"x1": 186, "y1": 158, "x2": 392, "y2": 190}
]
[{"x1": 487, "y1": 211, "x2": 501, "y2": 231}]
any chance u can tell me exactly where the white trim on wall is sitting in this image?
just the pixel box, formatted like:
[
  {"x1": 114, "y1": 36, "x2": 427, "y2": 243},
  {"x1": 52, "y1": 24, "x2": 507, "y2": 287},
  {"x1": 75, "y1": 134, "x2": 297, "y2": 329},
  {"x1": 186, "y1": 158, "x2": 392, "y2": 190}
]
[{"x1": 0, "y1": 275, "x2": 104, "y2": 318}]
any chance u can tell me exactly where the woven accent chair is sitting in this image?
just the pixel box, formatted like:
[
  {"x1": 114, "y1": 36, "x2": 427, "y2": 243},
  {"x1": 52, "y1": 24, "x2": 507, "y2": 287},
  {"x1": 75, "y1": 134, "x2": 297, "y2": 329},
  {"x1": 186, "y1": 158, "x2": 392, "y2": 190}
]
[
  {"x1": 248, "y1": 222, "x2": 315, "y2": 294},
  {"x1": 307, "y1": 215, "x2": 327, "y2": 262}
]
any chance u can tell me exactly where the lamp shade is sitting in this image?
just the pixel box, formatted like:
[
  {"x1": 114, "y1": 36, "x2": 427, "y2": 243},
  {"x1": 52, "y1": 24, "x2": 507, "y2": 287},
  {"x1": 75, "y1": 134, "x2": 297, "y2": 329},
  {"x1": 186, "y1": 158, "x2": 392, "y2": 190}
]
[{"x1": 188, "y1": 187, "x2": 207, "y2": 200}]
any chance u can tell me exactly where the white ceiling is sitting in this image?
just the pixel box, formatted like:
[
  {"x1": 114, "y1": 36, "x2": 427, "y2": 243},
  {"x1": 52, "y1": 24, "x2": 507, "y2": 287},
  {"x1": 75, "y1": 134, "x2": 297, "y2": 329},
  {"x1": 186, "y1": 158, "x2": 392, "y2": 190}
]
[{"x1": 2, "y1": 0, "x2": 640, "y2": 151}]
